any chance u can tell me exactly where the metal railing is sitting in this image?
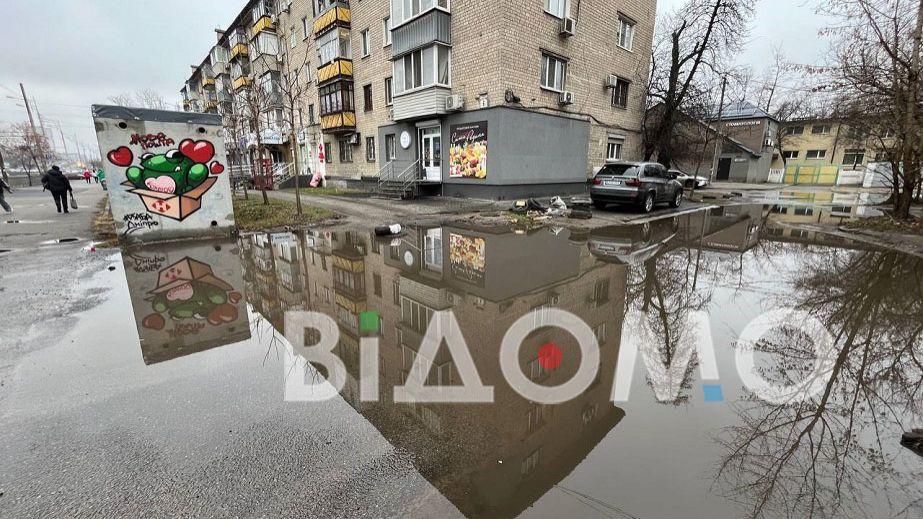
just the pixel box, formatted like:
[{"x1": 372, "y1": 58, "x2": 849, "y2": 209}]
[{"x1": 376, "y1": 159, "x2": 422, "y2": 198}]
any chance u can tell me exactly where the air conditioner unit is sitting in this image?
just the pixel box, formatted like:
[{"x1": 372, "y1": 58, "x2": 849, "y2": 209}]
[
  {"x1": 348, "y1": 132, "x2": 361, "y2": 145},
  {"x1": 445, "y1": 94, "x2": 465, "y2": 111},
  {"x1": 560, "y1": 17, "x2": 576, "y2": 37},
  {"x1": 559, "y1": 91, "x2": 574, "y2": 105},
  {"x1": 606, "y1": 74, "x2": 620, "y2": 88},
  {"x1": 388, "y1": 108, "x2": 395, "y2": 120}
]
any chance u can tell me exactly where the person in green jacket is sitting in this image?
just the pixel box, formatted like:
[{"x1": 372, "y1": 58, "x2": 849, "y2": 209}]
[{"x1": 97, "y1": 168, "x2": 107, "y2": 191}]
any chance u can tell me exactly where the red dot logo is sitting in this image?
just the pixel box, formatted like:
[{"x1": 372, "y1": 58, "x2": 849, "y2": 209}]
[{"x1": 538, "y1": 342, "x2": 563, "y2": 371}]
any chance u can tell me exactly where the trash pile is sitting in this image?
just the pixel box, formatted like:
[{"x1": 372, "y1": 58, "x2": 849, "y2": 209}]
[
  {"x1": 509, "y1": 196, "x2": 592, "y2": 221},
  {"x1": 901, "y1": 429, "x2": 923, "y2": 457}
]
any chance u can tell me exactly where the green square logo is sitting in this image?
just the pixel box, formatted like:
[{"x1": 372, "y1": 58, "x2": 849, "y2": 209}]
[{"x1": 360, "y1": 311, "x2": 380, "y2": 334}]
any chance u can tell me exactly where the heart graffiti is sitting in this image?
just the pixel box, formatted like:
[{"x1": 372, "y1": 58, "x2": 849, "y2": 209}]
[
  {"x1": 107, "y1": 146, "x2": 133, "y2": 167},
  {"x1": 178, "y1": 139, "x2": 215, "y2": 164},
  {"x1": 210, "y1": 161, "x2": 225, "y2": 175}
]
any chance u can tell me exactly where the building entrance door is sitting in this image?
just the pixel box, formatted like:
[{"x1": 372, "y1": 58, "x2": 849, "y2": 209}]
[
  {"x1": 716, "y1": 157, "x2": 732, "y2": 181},
  {"x1": 420, "y1": 126, "x2": 442, "y2": 181}
]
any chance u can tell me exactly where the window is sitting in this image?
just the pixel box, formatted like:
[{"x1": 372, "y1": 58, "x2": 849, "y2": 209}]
[
  {"x1": 782, "y1": 150, "x2": 799, "y2": 159},
  {"x1": 784, "y1": 126, "x2": 804, "y2": 135},
  {"x1": 540, "y1": 53, "x2": 567, "y2": 92},
  {"x1": 594, "y1": 279, "x2": 610, "y2": 304},
  {"x1": 316, "y1": 29, "x2": 351, "y2": 65},
  {"x1": 794, "y1": 207, "x2": 814, "y2": 216},
  {"x1": 811, "y1": 124, "x2": 831, "y2": 135},
  {"x1": 324, "y1": 141, "x2": 332, "y2": 163},
  {"x1": 606, "y1": 138, "x2": 623, "y2": 161},
  {"x1": 366, "y1": 136, "x2": 376, "y2": 162},
  {"x1": 805, "y1": 149, "x2": 826, "y2": 159},
  {"x1": 611, "y1": 77, "x2": 630, "y2": 108},
  {"x1": 842, "y1": 149, "x2": 865, "y2": 165},
  {"x1": 301, "y1": 16, "x2": 309, "y2": 40},
  {"x1": 521, "y1": 448, "x2": 541, "y2": 476},
  {"x1": 308, "y1": 104, "x2": 315, "y2": 125},
  {"x1": 392, "y1": 0, "x2": 450, "y2": 26},
  {"x1": 383, "y1": 16, "x2": 392, "y2": 46},
  {"x1": 618, "y1": 15, "x2": 635, "y2": 51},
  {"x1": 318, "y1": 81, "x2": 354, "y2": 115},
  {"x1": 289, "y1": 26, "x2": 297, "y2": 49},
  {"x1": 363, "y1": 84, "x2": 373, "y2": 111},
  {"x1": 384, "y1": 77, "x2": 393, "y2": 105},
  {"x1": 544, "y1": 0, "x2": 567, "y2": 18},
  {"x1": 361, "y1": 29, "x2": 371, "y2": 57},
  {"x1": 339, "y1": 140, "x2": 353, "y2": 162},
  {"x1": 385, "y1": 134, "x2": 396, "y2": 161},
  {"x1": 393, "y1": 45, "x2": 450, "y2": 94},
  {"x1": 373, "y1": 273, "x2": 382, "y2": 296}
]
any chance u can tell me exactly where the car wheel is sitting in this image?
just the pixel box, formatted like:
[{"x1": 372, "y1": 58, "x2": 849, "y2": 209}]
[
  {"x1": 670, "y1": 189, "x2": 683, "y2": 208},
  {"x1": 593, "y1": 201, "x2": 608, "y2": 210},
  {"x1": 640, "y1": 192, "x2": 655, "y2": 213}
]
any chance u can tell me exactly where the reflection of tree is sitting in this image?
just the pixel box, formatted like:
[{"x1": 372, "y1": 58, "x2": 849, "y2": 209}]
[{"x1": 716, "y1": 249, "x2": 923, "y2": 518}]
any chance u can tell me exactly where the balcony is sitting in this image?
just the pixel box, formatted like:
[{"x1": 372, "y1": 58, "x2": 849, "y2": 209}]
[
  {"x1": 314, "y1": 2, "x2": 351, "y2": 36},
  {"x1": 251, "y1": 13, "x2": 276, "y2": 38},
  {"x1": 391, "y1": 8, "x2": 451, "y2": 57},
  {"x1": 321, "y1": 111, "x2": 356, "y2": 133},
  {"x1": 202, "y1": 76, "x2": 216, "y2": 88},
  {"x1": 317, "y1": 58, "x2": 353, "y2": 85},
  {"x1": 233, "y1": 76, "x2": 252, "y2": 90},
  {"x1": 230, "y1": 42, "x2": 249, "y2": 60}
]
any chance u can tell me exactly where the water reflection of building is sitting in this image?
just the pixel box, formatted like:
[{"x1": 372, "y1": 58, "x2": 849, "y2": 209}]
[
  {"x1": 239, "y1": 225, "x2": 629, "y2": 518},
  {"x1": 120, "y1": 239, "x2": 250, "y2": 365}
]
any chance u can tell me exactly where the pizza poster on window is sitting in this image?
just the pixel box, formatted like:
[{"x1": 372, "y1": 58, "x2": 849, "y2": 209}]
[
  {"x1": 449, "y1": 233, "x2": 486, "y2": 286},
  {"x1": 449, "y1": 121, "x2": 488, "y2": 180}
]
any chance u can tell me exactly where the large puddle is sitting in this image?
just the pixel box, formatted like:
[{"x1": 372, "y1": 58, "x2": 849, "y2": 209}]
[{"x1": 3, "y1": 203, "x2": 921, "y2": 518}]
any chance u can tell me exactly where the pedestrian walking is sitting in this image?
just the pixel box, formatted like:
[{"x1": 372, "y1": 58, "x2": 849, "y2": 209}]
[
  {"x1": 0, "y1": 177, "x2": 13, "y2": 213},
  {"x1": 83, "y1": 170, "x2": 92, "y2": 184},
  {"x1": 41, "y1": 166, "x2": 73, "y2": 214},
  {"x1": 91, "y1": 169, "x2": 99, "y2": 183},
  {"x1": 97, "y1": 168, "x2": 107, "y2": 191}
]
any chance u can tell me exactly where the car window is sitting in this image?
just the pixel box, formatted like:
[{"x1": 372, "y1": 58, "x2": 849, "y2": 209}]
[
  {"x1": 599, "y1": 164, "x2": 642, "y2": 177},
  {"x1": 644, "y1": 165, "x2": 662, "y2": 178}
]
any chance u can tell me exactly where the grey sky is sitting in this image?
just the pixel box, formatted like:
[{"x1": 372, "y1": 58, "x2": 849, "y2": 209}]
[{"x1": 0, "y1": 0, "x2": 832, "y2": 158}]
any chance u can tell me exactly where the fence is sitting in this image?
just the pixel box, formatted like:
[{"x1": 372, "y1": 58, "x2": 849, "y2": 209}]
[{"x1": 782, "y1": 164, "x2": 866, "y2": 186}]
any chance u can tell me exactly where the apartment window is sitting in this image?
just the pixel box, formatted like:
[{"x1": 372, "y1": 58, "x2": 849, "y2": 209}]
[
  {"x1": 317, "y1": 29, "x2": 351, "y2": 65},
  {"x1": 385, "y1": 134, "x2": 396, "y2": 160},
  {"x1": 366, "y1": 136, "x2": 376, "y2": 162},
  {"x1": 373, "y1": 273, "x2": 382, "y2": 297},
  {"x1": 392, "y1": 0, "x2": 450, "y2": 26},
  {"x1": 606, "y1": 138, "x2": 624, "y2": 161},
  {"x1": 842, "y1": 149, "x2": 865, "y2": 165},
  {"x1": 618, "y1": 15, "x2": 636, "y2": 51},
  {"x1": 521, "y1": 448, "x2": 541, "y2": 476},
  {"x1": 308, "y1": 104, "x2": 315, "y2": 125},
  {"x1": 384, "y1": 77, "x2": 394, "y2": 105},
  {"x1": 782, "y1": 150, "x2": 799, "y2": 159},
  {"x1": 289, "y1": 26, "x2": 297, "y2": 49},
  {"x1": 339, "y1": 140, "x2": 353, "y2": 162},
  {"x1": 811, "y1": 124, "x2": 831, "y2": 135},
  {"x1": 361, "y1": 29, "x2": 371, "y2": 57},
  {"x1": 302, "y1": 16, "x2": 309, "y2": 40},
  {"x1": 324, "y1": 141, "x2": 332, "y2": 163},
  {"x1": 383, "y1": 16, "x2": 392, "y2": 46},
  {"x1": 318, "y1": 81, "x2": 354, "y2": 115},
  {"x1": 544, "y1": 0, "x2": 567, "y2": 18},
  {"x1": 784, "y1": 126, "x2": 804, "y2": 135},
  {"x1": 363, "y1": 84, "x2": 373, "y2": 111},
  {"x1": 805, "y1": 149, "x2": 826, "y2": 159},
  {"x1": 594, "y1": 279, "x2": 610, "y2": 304},
  {"x1": 611, "y1": 77, "x2": 630, "y2": 108},
  {"x1": 393, "y1": 45, "x2": 450, "y2": 94},
  {"x1": 540, "y1": 53, "x2": 567, "y2": 92},
  {"x1": 794, "y1": 207, "x2": 814, "y2": 216}
]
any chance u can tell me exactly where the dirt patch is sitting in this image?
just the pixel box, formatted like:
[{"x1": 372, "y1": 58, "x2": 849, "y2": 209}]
[
  {"x1": 91, "y1": 198, "x2": 118, "y2": 247},
  {"x1": 841, "y1": 215, "x2": 923, "y2": 236}
]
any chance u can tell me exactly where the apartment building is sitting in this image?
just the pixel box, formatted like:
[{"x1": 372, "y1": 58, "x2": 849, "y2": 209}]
[
  {"x1": 182, "y1": 0, "x2": 656, "y2": 199},
  {"x1": 778, "y1": 117, "x2": 895, "y2": 170}
]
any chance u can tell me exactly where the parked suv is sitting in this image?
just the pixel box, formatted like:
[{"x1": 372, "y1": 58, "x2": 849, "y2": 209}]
[{"x1": 590, "y1": 162, "x2": 683, "y2": 212}]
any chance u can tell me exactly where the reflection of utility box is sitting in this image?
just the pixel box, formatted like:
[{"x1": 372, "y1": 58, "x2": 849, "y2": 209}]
[{"x1": 92, "y1": 105, "x2": 235, "y2": 244}]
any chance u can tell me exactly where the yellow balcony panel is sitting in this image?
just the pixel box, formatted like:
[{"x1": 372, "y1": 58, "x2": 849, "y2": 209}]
[
  {"x1": 251, "y1": 16, "x2": 275, "y2": 38},
  {"x1": 202, "y1": 77, "x2": 216, "y2": 87},
  {"x1": 317, "y1": 59, "x2": 353, "y2": 84},
  {"x1": 232, "y1": 76, "x2": 252, "y2": 90},
  {"x1": 321, "y1": 111, "x2": 356, "y2": 132},
  {"x1": 230, "y1": 43, "x2": 249, "y2": 59},
  {"x1": 313, "y1": 6, "x2": 351, "y2": 36}
]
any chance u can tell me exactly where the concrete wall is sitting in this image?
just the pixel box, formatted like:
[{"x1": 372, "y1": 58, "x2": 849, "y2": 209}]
[{"x1": 92, "y1": 106, "x2": 235, "y2": 244}]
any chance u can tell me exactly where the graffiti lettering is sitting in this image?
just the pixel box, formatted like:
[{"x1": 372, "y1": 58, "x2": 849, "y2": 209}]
[
  {"x1": 123, "y1": 212, "x2": 160, "y2": 235},
  {"x1": 128, "y1": 253, "x2": 166, "y2": 273},
  {"x1": 168, "y1": 322, "x2": 206, "y2": 338},
  {"x1": 129, "y1": 132, "x2": 175, "y2": 150}
]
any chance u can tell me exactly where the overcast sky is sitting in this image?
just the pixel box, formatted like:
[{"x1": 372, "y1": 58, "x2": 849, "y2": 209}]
[{"x1": 0, "y1": 0, "x2": 833, "y2": 158}]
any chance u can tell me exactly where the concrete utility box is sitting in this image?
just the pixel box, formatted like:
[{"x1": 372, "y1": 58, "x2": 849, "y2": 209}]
[
  {"x1": 120, "y1": 238, "x2": 250, "y2": 365},
  {"x1": 92, "y1": 105, "x2": 235, "y2": 243}
]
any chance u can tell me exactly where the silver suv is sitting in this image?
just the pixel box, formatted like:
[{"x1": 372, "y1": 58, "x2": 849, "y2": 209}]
[{"x1": 590, "y1": 162, "x2": 684, "y2": 213}]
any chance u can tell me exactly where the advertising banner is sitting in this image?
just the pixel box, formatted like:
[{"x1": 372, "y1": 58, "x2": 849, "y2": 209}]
[
  {"x1": 449, "y1": 121, "x2": 488, "y2": 180},
  {"x1": 449, "y1": 233, "x2": 486, "y2": 286}
]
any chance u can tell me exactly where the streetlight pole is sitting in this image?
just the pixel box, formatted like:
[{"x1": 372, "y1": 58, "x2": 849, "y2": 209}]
[{"x1": 709, "y1": 76, "x2": 728, "y2": 185}]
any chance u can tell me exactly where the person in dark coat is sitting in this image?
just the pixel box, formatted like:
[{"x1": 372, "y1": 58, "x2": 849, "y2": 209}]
[
  {"x1": 0, "y1": 177, "x2": 13, "y2": 213},
  {"x1": 41, "y1": 166, "x2": 73, "y2": 214}
]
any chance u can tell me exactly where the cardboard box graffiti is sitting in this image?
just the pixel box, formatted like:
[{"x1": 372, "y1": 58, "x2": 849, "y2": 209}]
[{"x1": 92, "y1": 105, "x2": 235, "y2": 243}]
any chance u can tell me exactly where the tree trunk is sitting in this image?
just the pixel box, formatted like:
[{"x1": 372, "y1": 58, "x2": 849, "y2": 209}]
[{"x1": 291, "y1": 131, "x2": 303, "y2": 215}]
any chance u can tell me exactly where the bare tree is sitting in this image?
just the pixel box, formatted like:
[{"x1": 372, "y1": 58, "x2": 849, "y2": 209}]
[
  {"x1": 820, "y1": 0, "x2": 923, "y2": 219},
  {"x1": 107, "y1": 89, "x2": 173, "y2": 110},
  {"x1": 644, "y1": 0, "x2": 756, "y2": 168},
  {"x1": 238, "y1": 81, "x2": 278, "y2": 205},
  {"x1": 0, "y1": 122, "x2": 55, "y2": 183},
  {"x1": 278, "y1": 34, "x2": 315, "y2": 216}
]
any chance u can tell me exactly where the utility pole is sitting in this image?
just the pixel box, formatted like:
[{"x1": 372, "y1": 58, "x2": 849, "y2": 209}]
[
  {"x1": 20, "y1": 83, "x2": 46, "y2": 170},
  {"x1": 709, "y1": 76, "x2": 728, "y2": 185},
  {"x1": 57, "y1": 123, "x2": 69, "y2": 157},
  {"x1": 32, "y1": 96, "x2": 49, "y2": 141},
  {"x1": 0, "y1": 146, "x2": 7, "y2": 182}
]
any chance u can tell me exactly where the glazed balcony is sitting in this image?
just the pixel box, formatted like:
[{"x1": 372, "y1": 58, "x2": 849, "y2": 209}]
[
  {"x1": 391, "y1": 8, "x2": 451, "y2": 57},
  {"x1": 317, "y1": 58, "x2": 353, "y2": 85},
  {"x1": 251, "y1": 14, "x2": 276, "y2": 38},
  {"x1": 233, "y1": 76, "x2": 252, "y2": 90},
  {"x1": 314, "y1": 2, "x2": 351, "y2": 36},
  {"x1": 229, "y1": 28, "x2": 249, "y2": 60},
  {"x1": 321, "y1": 111, "x2": 356, "y2": 133}
]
